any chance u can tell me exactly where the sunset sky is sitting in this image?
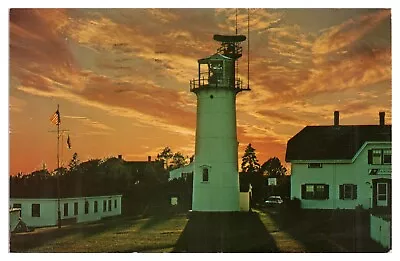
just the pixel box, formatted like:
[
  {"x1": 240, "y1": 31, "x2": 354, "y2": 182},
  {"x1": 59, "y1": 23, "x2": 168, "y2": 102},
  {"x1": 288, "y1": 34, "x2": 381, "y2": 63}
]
[{"x1": 8, "y1": 8, "x2": 392, "y2": 176}]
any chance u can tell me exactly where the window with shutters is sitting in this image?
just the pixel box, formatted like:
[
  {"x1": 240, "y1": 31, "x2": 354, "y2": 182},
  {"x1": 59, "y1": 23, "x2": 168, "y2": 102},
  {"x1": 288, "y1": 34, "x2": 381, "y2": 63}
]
[
  {"x1": 339, "y1": 184, "x2": 357, "y2": 200},
  {"x1": 301, "y1": 184, "x2": 329, "y2": 200}
]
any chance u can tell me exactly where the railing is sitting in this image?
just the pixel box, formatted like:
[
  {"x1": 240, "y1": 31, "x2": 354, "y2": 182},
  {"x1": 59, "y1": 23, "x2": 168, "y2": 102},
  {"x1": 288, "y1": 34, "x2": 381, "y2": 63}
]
[{"x1": 190, "y1": 76, "x2": 250, "y2": 92}]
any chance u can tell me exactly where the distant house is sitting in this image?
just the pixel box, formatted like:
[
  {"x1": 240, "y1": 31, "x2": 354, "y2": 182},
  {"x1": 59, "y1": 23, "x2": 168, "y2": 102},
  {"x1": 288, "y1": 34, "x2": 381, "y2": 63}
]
[
  {"x1": 121, "y1": 155, "x2": 164, "y2": 174},
  {"x1": 9, "y1": 195, "x2": 122, "y2": 228},
  {"x1": 286, "y1": 111, "x2": 391, "y2": 211}
]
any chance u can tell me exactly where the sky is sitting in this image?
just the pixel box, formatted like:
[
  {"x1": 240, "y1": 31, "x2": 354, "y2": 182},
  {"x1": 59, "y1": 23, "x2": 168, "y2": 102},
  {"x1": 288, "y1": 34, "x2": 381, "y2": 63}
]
[{"x1": 8, "y1": 8, "x2": 392, "y2": 176}]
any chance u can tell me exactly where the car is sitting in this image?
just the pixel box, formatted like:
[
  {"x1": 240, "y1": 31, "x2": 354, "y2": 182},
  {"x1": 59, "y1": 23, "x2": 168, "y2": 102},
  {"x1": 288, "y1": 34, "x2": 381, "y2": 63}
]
[{"x1": 264, "y1": 196, "x2": 283, "y2": 207}]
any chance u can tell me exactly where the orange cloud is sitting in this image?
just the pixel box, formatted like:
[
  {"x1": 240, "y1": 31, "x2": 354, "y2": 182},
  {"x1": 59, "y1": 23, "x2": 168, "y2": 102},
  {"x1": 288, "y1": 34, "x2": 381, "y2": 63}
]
[{"x1": 312, "y1": 9, "x2": 390, "y2": 55}]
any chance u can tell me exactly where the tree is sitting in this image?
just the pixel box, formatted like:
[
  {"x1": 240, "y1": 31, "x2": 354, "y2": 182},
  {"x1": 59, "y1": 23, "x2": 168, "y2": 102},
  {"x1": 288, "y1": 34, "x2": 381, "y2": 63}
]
[
  {"x1": 171, "y1": 152, "x2": 187, "y2": 170},
  {"x1": 68, "y1": 152, "x2": 80, "y2": 172},
  {"x1": 241, "y1": 143, "x2": 260, "y2": 173},
  {"x1": 260, "y1": 157, "x2": 287, "y2": 177},
  {"x1": 156, "y1": 147, "x2": 173, "y2": 169}
]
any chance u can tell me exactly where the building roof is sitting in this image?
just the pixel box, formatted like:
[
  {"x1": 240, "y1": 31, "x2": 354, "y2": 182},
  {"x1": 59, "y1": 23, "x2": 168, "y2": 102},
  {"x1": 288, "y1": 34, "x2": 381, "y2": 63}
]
[{"x1": 285, "y1": 125, "x2": 391, "y2": 162}]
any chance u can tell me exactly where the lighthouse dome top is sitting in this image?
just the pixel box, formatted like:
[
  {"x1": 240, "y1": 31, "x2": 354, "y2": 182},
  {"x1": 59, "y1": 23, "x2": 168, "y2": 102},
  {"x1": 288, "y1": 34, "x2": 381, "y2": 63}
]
[{"x1": 213, "y1": 34, "x2": 246, "y2": 43}]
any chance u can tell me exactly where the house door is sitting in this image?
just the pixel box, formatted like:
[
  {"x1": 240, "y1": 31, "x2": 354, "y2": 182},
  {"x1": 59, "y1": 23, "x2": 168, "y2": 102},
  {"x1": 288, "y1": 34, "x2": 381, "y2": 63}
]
[
  {"x1": 372, "y1": 178, "x2": 391, "y2": 209},
  {"x1": 376, "y1": 182, "x2": 388, "y2": 207}
]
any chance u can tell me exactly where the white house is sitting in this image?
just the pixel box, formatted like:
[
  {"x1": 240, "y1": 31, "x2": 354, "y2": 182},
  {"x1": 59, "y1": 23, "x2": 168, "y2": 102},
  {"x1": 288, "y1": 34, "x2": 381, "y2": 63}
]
[
  {"x1": 169, "y1": 162, "x2": 194, "y2": 181},
  {"x1": 286, "y1": 111, "x2": 391, "y2": 210},
  {"x1": 9, "y1": 194, "x2": 122, "y2": 228}
]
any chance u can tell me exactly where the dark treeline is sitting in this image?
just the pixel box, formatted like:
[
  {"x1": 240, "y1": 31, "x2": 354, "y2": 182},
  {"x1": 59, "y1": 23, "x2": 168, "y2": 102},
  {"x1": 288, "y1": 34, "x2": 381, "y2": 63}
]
[{"x1": 10, "y1": 145, "x2": 289, "y2": 214}]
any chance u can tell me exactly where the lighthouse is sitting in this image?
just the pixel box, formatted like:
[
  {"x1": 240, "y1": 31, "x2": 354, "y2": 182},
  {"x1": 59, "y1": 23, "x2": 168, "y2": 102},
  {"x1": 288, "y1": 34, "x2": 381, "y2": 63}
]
[{"x1": 190, "y1": 34, "x2": 250, "y2": 212}]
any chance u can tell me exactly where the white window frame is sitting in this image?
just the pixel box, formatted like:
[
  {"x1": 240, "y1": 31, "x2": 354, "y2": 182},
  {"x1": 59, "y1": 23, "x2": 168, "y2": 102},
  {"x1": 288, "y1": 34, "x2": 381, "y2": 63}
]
[
  {"x1": 377, "y1": 183, "x2": 388, "y2": 201},
  {"x1": 372, "y1": 149, "x2": 382, "y2": 165},
  {"x1": 383, "y1": 149, "x2": 391, "y2": 165}
]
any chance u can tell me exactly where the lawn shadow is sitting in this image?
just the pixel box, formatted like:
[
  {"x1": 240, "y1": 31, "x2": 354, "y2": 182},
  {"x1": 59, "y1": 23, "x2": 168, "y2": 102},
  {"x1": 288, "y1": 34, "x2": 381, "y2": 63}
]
[
  {"x1": 9, "y1": 215, "x2": 141, "y2": 252},
  {"x1": 172, "y1": 211, "x2": 279, "y2": 253},
  {"x1": 264, "y1": 206, "x2": 387, "y2": 253},
  {"x1": 138, "y1": 214, "x2": 173, "y2": 231}
]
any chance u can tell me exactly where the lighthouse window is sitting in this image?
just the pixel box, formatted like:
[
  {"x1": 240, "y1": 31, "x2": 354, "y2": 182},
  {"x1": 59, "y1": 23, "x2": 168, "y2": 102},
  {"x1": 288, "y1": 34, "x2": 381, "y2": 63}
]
[{"x1": 202, "y1": 168, "x2": 209, "y2": 182}]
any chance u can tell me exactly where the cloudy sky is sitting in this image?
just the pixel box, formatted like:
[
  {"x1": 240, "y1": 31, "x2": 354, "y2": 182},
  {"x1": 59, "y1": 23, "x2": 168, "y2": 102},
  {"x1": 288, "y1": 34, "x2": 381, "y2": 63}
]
[{"x1": 9, "y1": 8, "x2": 391, "y2": 175}]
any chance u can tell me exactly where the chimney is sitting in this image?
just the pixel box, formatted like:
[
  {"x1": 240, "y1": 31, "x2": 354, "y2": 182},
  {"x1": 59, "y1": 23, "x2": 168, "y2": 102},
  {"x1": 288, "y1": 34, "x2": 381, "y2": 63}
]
[
  {"x1": 148, "y1": 156, "x2": 151, "y2": 162},
  {"x1": 118, "y1": 154, "x2": 122, "y2": 160},
  {"x1": 334, "y1": 111, "x2": 340, "y2": 126},
  {"x1": 379, "y1": 112, "x2": 385, "y2": 126}
]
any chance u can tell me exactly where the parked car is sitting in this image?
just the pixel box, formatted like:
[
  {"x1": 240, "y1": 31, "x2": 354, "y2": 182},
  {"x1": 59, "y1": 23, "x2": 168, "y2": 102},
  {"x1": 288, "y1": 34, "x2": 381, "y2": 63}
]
[{"x1": 264, "y1": 196, "x2": 283, "y2": 207}]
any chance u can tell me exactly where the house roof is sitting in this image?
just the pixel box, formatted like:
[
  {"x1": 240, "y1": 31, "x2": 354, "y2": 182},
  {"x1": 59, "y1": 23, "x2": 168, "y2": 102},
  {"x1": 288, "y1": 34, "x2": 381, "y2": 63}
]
[{"x1": 285, "y1": 125, "x2": 391, "y2": 162}]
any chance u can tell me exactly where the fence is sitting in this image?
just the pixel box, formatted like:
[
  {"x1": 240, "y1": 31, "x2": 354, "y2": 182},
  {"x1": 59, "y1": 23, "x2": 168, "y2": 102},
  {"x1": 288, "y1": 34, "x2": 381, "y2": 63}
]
[{"x1": 370, "y1": 213, "x2": 391, "y2": 249}]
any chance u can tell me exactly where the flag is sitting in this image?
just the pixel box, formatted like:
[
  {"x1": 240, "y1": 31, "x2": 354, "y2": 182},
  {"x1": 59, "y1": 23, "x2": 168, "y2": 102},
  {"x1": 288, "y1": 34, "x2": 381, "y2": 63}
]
[
  {"x1": 50, "y1": 109, "x2": 61, "y2": 125},
  {"x1": 67, "y1": 135, "x2": 71, "y2": 149}
]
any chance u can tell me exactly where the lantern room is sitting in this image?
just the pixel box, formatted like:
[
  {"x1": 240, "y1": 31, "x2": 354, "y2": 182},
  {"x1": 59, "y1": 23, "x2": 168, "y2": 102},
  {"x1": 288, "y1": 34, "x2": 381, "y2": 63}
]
[
  {"x1": 190, "y1": 34, "x2": 250, "y2": 93},
  {"x1": 197, "y1": 53, "x2": 234, "y2": 89}
]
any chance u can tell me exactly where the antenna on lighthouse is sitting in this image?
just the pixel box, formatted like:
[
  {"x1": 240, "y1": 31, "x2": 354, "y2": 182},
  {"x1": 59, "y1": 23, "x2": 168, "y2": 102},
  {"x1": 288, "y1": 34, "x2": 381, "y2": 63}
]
[
  {"x1": 235, "y1": 8, "x2": 238, "y2": 35},
  {"x1": 235, "y1": 9, "x2": 239, "y2": 82}
]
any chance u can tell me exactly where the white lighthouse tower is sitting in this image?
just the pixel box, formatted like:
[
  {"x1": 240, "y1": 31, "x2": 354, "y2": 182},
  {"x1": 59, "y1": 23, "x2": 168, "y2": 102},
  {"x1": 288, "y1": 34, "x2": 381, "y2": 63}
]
[{"x1": 190, "y1": 34, "x2": 250, "y2": 212}]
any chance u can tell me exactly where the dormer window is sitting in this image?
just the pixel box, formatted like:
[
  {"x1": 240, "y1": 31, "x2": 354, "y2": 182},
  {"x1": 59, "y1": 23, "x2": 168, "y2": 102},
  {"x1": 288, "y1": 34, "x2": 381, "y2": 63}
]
[
  {"x1": 383, "y1": 149, "x2": 391, "y2": 164},
  {"x1": 368, "y1": 149, "x2": 391, "y2": 165}
]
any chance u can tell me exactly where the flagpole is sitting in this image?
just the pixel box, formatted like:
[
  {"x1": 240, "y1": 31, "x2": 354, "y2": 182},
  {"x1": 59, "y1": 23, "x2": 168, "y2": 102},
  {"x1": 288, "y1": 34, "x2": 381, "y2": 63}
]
[
  {"x1": 57, "y1": 104, "x2": 61, "y2": 229},
  {"x1": 61, "y1": 133, "x2": 64, "y2": 168}
]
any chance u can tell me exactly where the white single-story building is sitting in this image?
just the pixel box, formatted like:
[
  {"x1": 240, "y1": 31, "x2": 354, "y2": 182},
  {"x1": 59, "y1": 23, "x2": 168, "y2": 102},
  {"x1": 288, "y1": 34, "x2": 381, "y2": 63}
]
[
  {"x1": 9, "y1": 194, "x2": 122, "y2": 228},
  {"x1": 169, "y1": 162, "x2": 194, "y2": 181},
  {"x1": 286, "y1": 111, "x2": 391, "y2": 211}
]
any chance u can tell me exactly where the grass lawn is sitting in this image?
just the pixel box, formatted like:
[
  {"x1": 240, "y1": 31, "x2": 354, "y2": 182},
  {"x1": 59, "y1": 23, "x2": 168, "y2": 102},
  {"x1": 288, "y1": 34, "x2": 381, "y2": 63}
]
[
  {"x1": 9, "y1": 207, "x2": 388, "y2": 253},
  {"x1": 10, "y1": 214, "x2": 188, "y2": 253}
]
